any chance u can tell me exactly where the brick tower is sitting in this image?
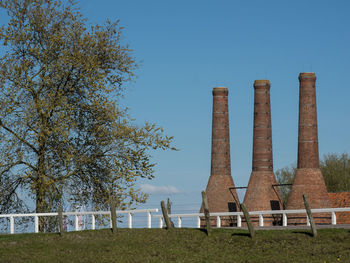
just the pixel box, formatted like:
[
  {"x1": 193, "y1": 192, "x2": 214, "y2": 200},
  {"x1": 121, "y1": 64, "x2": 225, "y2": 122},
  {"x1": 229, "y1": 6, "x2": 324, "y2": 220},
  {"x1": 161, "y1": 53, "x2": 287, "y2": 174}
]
[
  {"x1": 202, "y1": 87, "x2": 239, "y2": 226},
  {"x1": 243, "y1": 80, "x2": 282, "y2": 226},
  {"x1": 286, "y1": 73, "x2": 332, "y2": 224}
]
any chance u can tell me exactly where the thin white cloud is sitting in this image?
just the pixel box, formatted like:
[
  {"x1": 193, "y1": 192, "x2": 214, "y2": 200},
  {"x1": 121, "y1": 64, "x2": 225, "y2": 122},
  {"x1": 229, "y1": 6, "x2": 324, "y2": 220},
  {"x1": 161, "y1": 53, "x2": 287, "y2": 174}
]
[{"x1": 140, "y1": 184, "x2": 181, "y2": 195}]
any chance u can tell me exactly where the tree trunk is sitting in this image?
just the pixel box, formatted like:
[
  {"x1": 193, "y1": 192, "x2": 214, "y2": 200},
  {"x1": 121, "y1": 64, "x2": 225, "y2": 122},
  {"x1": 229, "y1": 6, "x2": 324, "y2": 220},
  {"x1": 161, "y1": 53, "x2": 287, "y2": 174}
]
[
  {"x1": 36, "y1": 179, "x2": 47, "y2": 232},
  {"x1": 36, "y1": 136, "x2": 48, "y2": 232}
]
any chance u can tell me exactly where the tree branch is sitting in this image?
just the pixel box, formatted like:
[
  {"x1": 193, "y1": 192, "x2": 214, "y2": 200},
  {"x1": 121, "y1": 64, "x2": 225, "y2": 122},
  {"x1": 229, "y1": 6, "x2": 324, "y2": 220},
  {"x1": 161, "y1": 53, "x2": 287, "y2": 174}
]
[
  {"x1": 1, "y1": 177, "x2": 24, "y2": 213},
  {"x1": 0, "y1": 119, "x2": 39, "y2": 154},
  {"x1": 20, "y1": 160, "x2": 38, "y2": 172},
  {"x1": 0, "y1": 160, "x2": 37, "y2": 176}
]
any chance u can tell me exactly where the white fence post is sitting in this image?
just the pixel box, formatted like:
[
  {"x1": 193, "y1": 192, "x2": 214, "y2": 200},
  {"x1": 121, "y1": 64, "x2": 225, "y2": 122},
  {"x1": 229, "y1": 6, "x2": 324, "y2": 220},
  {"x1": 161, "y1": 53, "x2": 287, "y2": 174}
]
[
  {"x1": 237, "y1": 215, "x2": 241, "y2": 227},
  {"x1": 92, "y1": 214, "x2": 95, "y2": 230},
  {"x1": 34, "y1": 216, "x2": 39, "y2": 233},
  {"x1": 216, "y1": 216, "x2": 221, "y2": 228},
  {"x1": 259, "y1": 214, "x2": 264, "y2": 227},
  {"x1": 177, "y1": 217, "x2": 182, "y2": 228},
  {"x1": 147, "y1": 212, "x2": 151, "y2": 228},
  {"x1": 128, "y1": 213, "x2": 132, "y2": 229},
  {"x1": 197, "y1": 216, "x2": 201, "y2": 228},
  {"x1": 306, "y1": 215, "x2": 310, "y2": 226},
  {"x1": 282, "y1": 213, "x2": 287, "y2": 227},
  {"x1": 332, "y1": 212, "x2": 336, "y2": 225},
  {"x1": 75, "y1": 214, "x2": 79, "y2": 231},
  {"x1": 10, "y1": 216, "x2": 14, "y2": 234},
  {"x1": 159, "y1": 217, "x2": 163, "y2": 228}
]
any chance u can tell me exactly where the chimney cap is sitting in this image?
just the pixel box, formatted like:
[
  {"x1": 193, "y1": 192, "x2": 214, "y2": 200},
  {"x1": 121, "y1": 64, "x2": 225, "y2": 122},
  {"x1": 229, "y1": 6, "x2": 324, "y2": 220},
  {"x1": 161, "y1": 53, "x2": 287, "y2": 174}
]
[
  {"x1": 254, "y1": 80, "x2": 270, "y2": 88},
  {"x1": 299, "y1": 72, "x2": 316, "y2": 80},
  {"x1": 212, "y1": 87, "x2": 228, "y2": 96}
]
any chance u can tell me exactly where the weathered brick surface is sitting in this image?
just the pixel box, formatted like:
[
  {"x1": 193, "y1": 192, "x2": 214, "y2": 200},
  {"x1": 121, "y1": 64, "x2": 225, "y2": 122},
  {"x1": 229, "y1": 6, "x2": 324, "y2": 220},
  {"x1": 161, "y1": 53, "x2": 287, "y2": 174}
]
[
  {"x1": 244, "y1": 80, "x2": 282, "y2": 226},
  {"x1": 328, "y1": 192, "x2": 350, "y2": 224},
  {"x1": 201, "y1": 87, "x2": 239, "y2": 227},
  {"x1": 287, "y1": 73, "x2": 331, "y2": 224},
  {"x1": 297, "y1": 73, "x2": 319, "y2": 169},
  {"x1": 287, "y1": 168, "x2": 332, "y2": 209}
]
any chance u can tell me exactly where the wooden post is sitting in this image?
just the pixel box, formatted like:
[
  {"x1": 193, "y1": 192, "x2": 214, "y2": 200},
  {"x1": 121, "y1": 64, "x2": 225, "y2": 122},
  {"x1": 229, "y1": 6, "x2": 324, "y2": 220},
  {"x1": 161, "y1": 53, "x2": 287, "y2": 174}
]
[
  {"x1": 110, "y1": 198, "x2": 117, "y2": 233},
  {"x1": 161, "y1": 200, "x2": 173, "y2": 229},
  {"x1": 201, "y1": 191, "x2": 211, "y2": 236},
  {"x1": 167, "y1": 198, "x2": 171, "y2": 214},
  {"x1": 166, "y1": 198, "x2": 175, "y2": 228},
  {"x1": 303, "y1": 194, "x2": 317, "y2": 237},
  {"x1": 241, "y1": 203, "x2": 255, "y2": 239},
  {"x1": 58, "y1": 205, "x2": 64, "y2": 236}
]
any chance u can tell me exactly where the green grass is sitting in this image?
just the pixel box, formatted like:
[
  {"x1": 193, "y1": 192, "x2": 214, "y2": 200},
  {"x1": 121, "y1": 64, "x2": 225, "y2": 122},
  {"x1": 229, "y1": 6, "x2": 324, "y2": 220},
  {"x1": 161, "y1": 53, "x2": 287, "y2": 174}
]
[{"x1": 0, "y1": 228, "x2": 349, "y2": 262}]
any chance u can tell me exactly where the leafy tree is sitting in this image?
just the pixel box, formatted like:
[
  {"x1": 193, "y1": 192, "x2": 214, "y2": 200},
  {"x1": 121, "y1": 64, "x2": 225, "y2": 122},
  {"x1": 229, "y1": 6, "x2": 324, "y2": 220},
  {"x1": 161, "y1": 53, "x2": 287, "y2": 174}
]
[
  {"x1": 321, "y1": 153, "x2": 350, "y2": 193},
  {"x1": 0, "y1": 0, "x2": 174, "y2": 231},
  {"x1": 275, "y1": 164, "x2": 296, "y2": 207},
  {"x1": 275, "y1": 153, "x2": 350, "y2": 206}
]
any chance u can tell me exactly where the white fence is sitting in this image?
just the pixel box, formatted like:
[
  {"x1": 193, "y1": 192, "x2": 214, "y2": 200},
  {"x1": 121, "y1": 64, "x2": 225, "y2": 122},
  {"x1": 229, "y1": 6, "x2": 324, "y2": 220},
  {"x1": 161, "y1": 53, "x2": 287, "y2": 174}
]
[
  {"x1": 153, "y1": 207, "x2": 350, "y2": 228},
  {"x1": 2, "y1": 207, "x2": 350, "y2": 234},
  {"x1": 0, "y1": 208, "x2": 158, "y2": 234}
]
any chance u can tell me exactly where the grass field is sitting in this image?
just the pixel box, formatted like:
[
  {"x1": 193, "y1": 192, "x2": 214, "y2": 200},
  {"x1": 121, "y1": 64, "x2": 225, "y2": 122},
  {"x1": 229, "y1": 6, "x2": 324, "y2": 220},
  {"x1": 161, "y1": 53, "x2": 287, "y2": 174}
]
[{"x1": 0, "y1": 228, "x2": 349, "y2": 262}]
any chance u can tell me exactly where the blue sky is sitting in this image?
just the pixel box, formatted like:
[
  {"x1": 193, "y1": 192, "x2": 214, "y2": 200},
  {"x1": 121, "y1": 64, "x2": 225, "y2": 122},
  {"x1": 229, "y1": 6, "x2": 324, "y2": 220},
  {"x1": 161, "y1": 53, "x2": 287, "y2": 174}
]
[{"x1": 1, "y1": 1, "x2": 349, "y2": 214}]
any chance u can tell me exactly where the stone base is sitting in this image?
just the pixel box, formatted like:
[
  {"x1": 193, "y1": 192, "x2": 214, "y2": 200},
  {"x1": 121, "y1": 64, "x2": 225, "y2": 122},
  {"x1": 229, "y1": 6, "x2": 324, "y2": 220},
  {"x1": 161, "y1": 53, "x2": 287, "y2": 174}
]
[
  {"x1": 244, "y1": 171, "x2": 283, "y2": 211},
  {"x1": 286, "y1": 168, "x2": 332, "y2": 224},
  {"x1": 202, "y1": 174, "x2": 240, "y2": 214}
]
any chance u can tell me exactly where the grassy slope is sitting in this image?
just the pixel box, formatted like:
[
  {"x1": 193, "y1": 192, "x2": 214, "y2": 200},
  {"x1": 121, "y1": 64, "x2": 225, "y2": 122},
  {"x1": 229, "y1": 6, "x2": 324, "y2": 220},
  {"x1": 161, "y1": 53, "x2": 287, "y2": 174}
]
[{"x1": 0, "y1": 228, "x2": 349, "y2": 263}]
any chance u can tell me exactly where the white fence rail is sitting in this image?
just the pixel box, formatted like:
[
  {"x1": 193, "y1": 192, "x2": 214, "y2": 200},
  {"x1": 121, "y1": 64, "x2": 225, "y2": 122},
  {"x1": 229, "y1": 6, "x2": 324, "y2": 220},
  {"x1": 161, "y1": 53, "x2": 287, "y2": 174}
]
[
  {"x1": 153, "y1": 207, "x2": 350, "y2": 228},
  {"x1": 0, "y1": 208, "x2": 158, "y2": 234},
  {"x1": 2, "y1": 207, "x2": 349, "y2": 234}
]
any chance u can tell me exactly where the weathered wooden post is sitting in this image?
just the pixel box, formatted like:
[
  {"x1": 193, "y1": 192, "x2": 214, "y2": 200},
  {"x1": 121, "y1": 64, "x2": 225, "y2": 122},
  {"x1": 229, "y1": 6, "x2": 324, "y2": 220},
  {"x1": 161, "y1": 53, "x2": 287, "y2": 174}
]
[
  {"x1": 110, "y1": 197, "x2": 117, "y2": 233},
  {"x1": 241, "y1": 203, "x2": 255, "y2": 239},
  {"x1": 58, "y1": 205, "x2": 64, "y2": 236},
  {"x1": 201, "y1": 191, "x2": 211, "y2": 236},
  {"x1": 161, "y1": 200, "x2": 173, "y2": 229},
  {"x1": 167, "y1": 198, "x2": 172, "y2": 214},
  {"x1": 303, "y1": 194, "x2": 317, "y2": 237},
  {"x1": 166, "y1": 198, "x2": 175, "y2": 228}
]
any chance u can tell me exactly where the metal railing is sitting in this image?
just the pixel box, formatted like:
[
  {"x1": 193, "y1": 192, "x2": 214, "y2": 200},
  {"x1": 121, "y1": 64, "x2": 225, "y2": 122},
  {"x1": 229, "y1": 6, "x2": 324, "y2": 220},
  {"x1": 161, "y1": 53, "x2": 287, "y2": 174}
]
[
  {"x1": 153, "y1": 207, "x2": 350, "y2": 228},
  {"x1": 0, "y1": 208, "x2": 158, "y2": 234}
]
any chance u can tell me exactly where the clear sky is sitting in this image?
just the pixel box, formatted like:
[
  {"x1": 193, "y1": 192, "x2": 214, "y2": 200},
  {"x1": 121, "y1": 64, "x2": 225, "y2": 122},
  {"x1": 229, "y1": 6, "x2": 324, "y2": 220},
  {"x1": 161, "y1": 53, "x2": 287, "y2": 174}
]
[{"x1": 0, "y1": 0, "x2": 349, "y2": 215}]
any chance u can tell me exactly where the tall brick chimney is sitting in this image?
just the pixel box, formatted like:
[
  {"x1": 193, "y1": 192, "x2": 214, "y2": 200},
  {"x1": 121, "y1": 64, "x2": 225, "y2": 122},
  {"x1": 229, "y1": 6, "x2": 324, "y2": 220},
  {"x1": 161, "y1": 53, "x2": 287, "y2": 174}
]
[
  {"x1": 243, "y1": 80, "x2": 282, "y2": 226},
  {"x1": 286, "y1": 73, "x2": 331, "y2": 224},
  {"x1": 202, "y1": 87, "x2": 239, "y2": 226}
]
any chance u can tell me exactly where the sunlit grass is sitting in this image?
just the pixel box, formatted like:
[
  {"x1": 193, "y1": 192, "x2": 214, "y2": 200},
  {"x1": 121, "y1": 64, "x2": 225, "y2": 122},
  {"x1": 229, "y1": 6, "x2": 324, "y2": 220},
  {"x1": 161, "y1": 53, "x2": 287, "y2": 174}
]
[{"x1": 0, "y1": 228, "x2": 349, "y2": 262}]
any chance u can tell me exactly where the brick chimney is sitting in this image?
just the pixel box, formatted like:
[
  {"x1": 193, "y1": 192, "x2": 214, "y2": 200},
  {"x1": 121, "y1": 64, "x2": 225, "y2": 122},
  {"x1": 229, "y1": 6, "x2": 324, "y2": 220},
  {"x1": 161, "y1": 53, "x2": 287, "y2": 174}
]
[
  {"x1": 286, "y1": 73, "x2": 332, "y2": 224},
  {"x1": 243, "y1": 80, "x2": 282, "y2": 226},
  {"x1": 202, "y1": 87, "x2": 239, "y2": 226}
]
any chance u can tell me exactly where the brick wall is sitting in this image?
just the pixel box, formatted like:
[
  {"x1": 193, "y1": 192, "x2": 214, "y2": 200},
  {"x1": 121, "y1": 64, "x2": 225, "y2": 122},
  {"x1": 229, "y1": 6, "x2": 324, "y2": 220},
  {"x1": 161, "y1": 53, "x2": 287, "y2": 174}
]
[{"x1": 328, "y1": 192, "x2": 350, "y2": 224}]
